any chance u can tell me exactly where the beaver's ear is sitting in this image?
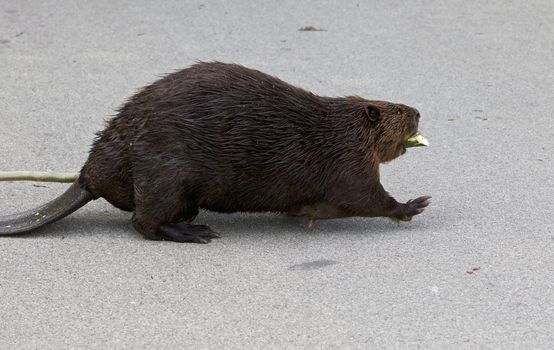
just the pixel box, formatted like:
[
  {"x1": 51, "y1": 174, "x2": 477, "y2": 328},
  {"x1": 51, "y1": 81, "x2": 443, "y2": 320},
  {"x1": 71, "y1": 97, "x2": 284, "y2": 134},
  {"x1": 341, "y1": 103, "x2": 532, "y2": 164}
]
[{"x1": 364, "y1": 105, "x2": 380, "y2": 123}]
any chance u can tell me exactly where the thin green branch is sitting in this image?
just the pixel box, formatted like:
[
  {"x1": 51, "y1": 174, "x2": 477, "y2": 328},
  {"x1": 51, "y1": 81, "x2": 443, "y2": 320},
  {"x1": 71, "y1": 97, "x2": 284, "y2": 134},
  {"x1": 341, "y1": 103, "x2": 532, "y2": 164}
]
[{"x1": 0, "y1": 171, "x2": 79, "y2": 183}]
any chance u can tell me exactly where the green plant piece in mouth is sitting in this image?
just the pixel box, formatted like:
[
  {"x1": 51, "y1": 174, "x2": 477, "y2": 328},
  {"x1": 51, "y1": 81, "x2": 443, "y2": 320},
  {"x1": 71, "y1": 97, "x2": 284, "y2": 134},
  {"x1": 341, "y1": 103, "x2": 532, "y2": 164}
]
[{"x1": 404, "y1": 133, "x2": 429, "y2": 148}]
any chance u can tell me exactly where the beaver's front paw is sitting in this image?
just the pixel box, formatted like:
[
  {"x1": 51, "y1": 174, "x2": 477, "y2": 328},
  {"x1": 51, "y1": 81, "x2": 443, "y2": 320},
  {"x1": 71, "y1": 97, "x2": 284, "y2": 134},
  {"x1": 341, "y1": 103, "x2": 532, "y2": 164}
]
[{"x1": 396, "y1": 196, "x2": 431, "y2": 221}]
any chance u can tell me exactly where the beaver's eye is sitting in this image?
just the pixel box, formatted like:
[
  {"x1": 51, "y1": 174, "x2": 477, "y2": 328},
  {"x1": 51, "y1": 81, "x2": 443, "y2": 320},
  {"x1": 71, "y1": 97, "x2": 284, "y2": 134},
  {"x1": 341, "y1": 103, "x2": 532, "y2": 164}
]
[{"x1": 365, "y1": 105, "x2": 380, "y2": 123}]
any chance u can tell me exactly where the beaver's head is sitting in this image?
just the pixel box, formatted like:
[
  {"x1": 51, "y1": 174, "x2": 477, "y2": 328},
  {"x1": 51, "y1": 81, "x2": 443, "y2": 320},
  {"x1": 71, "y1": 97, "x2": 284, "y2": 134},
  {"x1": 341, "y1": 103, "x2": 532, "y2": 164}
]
[{"x1": 355, "y1": 99, "x2": 421, "y2": 163}]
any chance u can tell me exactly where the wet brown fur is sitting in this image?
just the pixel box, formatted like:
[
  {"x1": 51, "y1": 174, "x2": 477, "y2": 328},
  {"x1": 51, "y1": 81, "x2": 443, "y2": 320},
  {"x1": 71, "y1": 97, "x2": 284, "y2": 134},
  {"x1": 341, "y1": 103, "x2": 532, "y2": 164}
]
[{"x1": 3, "y1": 62, "x2": 431, "y2": 243}]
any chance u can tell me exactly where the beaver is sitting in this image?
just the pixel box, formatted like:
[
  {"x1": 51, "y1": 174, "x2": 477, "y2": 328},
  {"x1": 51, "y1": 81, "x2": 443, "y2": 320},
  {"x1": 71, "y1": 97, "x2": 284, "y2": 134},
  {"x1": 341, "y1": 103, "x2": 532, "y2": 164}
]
[{"x1": 0, "y1": 62, "x2": 430, "y2": 243}]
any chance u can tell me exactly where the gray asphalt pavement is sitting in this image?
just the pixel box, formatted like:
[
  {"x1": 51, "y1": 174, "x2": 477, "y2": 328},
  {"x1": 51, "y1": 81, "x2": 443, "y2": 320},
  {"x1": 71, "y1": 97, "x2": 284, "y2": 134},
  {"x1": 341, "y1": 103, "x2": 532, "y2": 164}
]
[{"x1": 1, "y1": 1, "x2": 553, "y2": 349}]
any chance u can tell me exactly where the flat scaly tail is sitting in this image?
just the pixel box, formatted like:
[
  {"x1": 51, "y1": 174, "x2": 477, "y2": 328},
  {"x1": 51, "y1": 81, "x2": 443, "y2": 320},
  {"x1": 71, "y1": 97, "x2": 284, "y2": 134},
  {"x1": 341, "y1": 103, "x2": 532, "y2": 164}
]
[{"x1": 0, "y1": 180, "x2": 93, "y2": 235}]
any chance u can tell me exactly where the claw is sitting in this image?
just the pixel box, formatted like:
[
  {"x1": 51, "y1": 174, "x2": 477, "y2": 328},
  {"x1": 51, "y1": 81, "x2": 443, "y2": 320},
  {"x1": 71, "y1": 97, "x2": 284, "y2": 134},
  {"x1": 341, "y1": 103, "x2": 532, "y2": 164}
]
[{"x1": 402, "y1": 195, "x2": 432, "y2": 217}]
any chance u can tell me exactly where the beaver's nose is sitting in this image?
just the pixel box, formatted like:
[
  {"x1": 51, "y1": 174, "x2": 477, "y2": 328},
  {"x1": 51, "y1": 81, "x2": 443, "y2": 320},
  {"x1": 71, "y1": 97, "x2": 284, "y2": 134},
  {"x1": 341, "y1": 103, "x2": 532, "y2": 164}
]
[{"x1": 414, "y1": 111, "x2": 421, "y2": 121}]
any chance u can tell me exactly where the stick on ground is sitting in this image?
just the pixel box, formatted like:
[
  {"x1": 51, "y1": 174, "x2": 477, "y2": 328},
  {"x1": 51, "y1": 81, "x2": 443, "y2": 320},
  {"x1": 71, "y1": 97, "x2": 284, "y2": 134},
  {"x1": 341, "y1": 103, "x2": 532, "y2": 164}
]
[{"x1": 0, "y1": 171, "x2": 79, "y2": 183}]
